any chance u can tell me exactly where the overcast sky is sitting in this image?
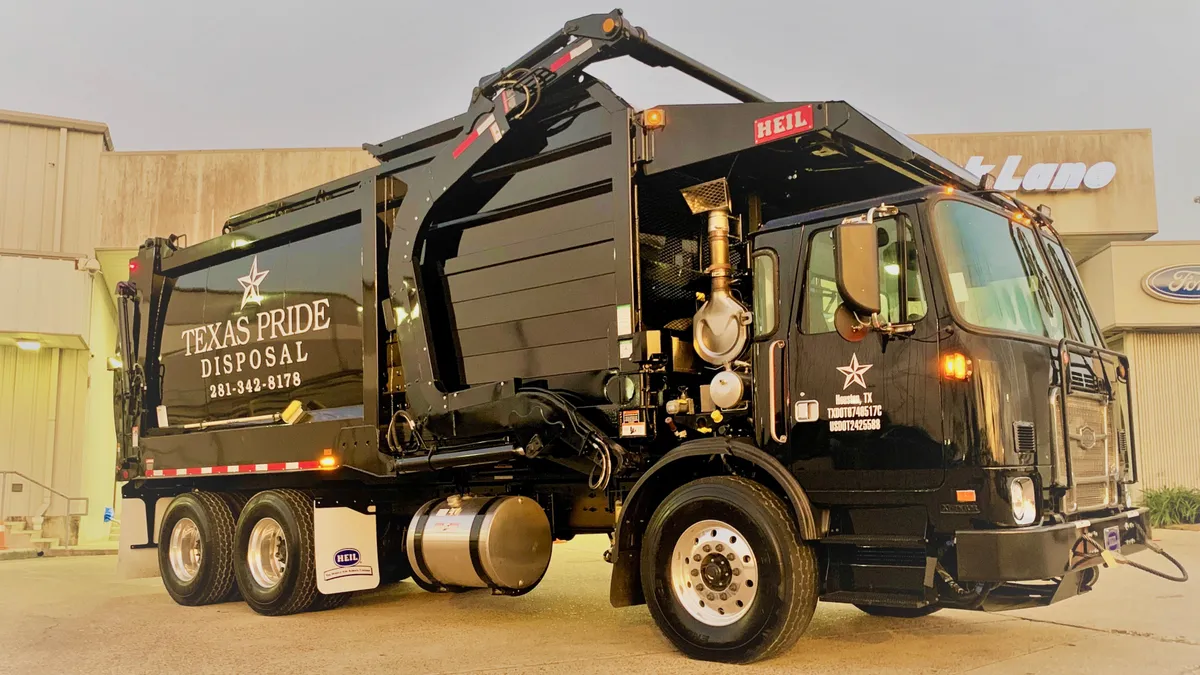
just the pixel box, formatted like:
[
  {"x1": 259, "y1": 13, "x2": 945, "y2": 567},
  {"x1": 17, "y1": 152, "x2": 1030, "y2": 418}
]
[{"x1": 2, "y1": 0, "x2": 1196, "y2": 238}]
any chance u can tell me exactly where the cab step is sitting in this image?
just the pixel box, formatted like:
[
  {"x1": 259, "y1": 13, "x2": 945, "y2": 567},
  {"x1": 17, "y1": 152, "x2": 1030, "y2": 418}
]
[
  {"x1": 820, "y1": 534, "x2": 927, "y2": 548},
  {"x1": 822, "y1": 590, "x2": 931, "y2": 609}
]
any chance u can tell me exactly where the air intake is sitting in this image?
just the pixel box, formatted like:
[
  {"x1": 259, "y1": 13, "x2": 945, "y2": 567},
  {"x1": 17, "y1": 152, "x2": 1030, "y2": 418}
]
[{"x1": 1013, "y1": 422, "x2": 1036, "y2": 458}]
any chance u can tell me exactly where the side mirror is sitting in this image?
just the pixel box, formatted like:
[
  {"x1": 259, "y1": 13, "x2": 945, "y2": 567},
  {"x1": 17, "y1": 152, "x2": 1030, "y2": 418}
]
[{"x1": 835, "y1": 221, "x2": 881, "y2": 316}]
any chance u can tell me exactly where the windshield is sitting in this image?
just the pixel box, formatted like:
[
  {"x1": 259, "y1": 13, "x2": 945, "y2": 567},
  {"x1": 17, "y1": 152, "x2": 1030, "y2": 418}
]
[
  {"x1": 932, "y1": 200, "x2": 1066, "y2": 340},
  {"x1": 1041, "y1": 236, "x2": 1104, "y2": 347}
]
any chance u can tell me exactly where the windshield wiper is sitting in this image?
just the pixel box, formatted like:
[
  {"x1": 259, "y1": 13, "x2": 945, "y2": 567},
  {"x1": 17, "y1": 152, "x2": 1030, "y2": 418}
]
[{"x1": 1008, "y1": 225, "x2": 1058, "y2": 322}]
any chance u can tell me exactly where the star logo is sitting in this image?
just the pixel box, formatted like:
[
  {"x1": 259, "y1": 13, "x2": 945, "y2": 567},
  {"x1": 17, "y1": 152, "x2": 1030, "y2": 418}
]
[
  {"x1": 836, "y1": 353, "x2": 873, "y2": 390},
  {"x1": 237, "y1": 255, "x2": 269, "y2": 310}
]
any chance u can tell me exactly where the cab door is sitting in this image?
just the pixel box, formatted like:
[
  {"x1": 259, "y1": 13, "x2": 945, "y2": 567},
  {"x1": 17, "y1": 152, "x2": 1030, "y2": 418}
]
[{"x1": 780, "y1": 205, "x2": 945, "y2": 491}]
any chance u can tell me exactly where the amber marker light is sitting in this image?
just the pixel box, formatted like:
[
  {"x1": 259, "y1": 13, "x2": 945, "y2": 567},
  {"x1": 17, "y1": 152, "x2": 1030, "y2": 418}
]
[
  {"x1": 941, "y1": 352, "x2": 972, "y2": 381},
  {"x1": 643, "y1": 108, "x2": 666, "y2": 129},
  {"x1": 943, "y1": 186, "x2": 954, "y2": 195},
  {"x1": 956, "y1": 489, "x2": 977, "y2": 503},
  {"x1": 319, "y1": 449, "x2": 339, "y2": 470}
]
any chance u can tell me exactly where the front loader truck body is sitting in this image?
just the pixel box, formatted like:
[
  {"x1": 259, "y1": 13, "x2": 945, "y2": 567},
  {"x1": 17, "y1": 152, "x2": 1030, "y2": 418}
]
[{"x1": 112, "y1": 10, "x2": 1184, "y2": 662}]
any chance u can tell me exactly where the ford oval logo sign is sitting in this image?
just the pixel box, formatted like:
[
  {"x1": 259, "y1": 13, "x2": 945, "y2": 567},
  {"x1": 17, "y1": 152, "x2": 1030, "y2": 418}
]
[
  {"x1": 334, "y1": 548, "x2": 360, "y2": 567},
  {"x1": 1143, "y1": 265, "x2": 1200, "y2": 303}
]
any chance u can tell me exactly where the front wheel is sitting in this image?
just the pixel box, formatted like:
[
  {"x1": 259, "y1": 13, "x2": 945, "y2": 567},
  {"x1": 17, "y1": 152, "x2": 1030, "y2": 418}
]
[{"x1": 641, "y1": 476, "x2": 818, "y2": 663}]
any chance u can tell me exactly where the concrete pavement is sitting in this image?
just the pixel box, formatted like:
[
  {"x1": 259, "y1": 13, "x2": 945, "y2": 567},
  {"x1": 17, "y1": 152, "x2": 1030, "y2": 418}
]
[{"x1": 0, "y1": 530, "x2": 1197, "y2": 674}]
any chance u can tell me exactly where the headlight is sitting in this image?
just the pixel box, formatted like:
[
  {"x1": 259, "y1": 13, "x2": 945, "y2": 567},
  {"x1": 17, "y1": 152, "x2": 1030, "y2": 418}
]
[{"x1": 1009, "y1": 477, "x2": 1037, "y2": 526}]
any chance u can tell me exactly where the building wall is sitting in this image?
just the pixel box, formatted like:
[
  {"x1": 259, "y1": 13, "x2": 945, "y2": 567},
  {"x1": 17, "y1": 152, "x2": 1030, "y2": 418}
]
[
  {"x1": 1122, "y1": 332, "x2": 1200, "y2": 491},
  {"x1": 0, "y1": 343, "x2": 91, "y2": 521},
  {"x1": 77, "y1": 274, "x2": 119, "y2": 542},
  {"x1": 97, "y1": 148, "x2": 376, "y2": 249},
  {"x1": 0, "y1": 120, "x2": 107, "y2": 255},
  {"x1": 0, "y1": 253, "x2": 94, "y2": 349},
  {"x1": 913, "y1": 129, "x2": 1156, "y2": 261},
  {"x1": 1079, "y1": 242, "x2": 1200, "y2": 334}
]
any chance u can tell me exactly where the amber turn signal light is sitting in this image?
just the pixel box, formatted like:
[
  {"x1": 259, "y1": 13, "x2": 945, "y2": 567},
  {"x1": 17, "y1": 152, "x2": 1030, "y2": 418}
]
[
  {"x1": 941, "y1": 352, "x2": 971, "y2": 381},
  {"x1": 643, "y1": 108, "x2": 665, "y2": 129}
]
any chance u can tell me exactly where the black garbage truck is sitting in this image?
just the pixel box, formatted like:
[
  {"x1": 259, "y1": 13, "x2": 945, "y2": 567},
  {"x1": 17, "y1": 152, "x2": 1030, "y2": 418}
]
[{"x1": 112, "y1": 9, "x2": 1185, "y2": 663}]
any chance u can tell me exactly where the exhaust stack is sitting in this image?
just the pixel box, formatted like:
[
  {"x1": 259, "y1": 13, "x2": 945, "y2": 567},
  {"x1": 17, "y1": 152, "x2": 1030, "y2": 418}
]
[{"x1": 680, "y1": 179, "x2": 751, "y2": 366}]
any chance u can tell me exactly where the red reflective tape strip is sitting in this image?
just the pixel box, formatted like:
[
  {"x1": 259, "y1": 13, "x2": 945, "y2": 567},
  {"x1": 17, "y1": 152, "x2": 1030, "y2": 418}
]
[
  {"x1": 549, "y1": 39, "x2": 593, "y2": 73},
  {"x1": 549, "y1": 52, "x2": 571, "y2": 72},
  {"x1": 144, "y1": 460, "x2": 322, "y2": 478},
  {"x1": 451, "y1": 129, "x2": 479, "y2": 159},
  {"x1": 452, "y1": 114, "x2": 499, "y2": 159}
]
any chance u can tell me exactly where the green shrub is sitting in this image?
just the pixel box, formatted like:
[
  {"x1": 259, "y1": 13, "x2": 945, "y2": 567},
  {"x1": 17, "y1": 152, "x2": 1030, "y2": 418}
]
[{"x1": 1143, "y1": 487, "x2": 1200, "y2": 527}]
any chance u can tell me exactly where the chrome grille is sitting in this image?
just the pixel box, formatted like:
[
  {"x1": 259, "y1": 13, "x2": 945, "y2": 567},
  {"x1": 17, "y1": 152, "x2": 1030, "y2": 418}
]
[
  {"x1": 1069, "y1": 365, "x2": 1102, "y2": 394},
  {"x1": 1070, "y1": 482, "x2": 1110, "y2": 510},
  {"x1": 1058, "y1": 394, "x2": 1119, "y2": 512}
]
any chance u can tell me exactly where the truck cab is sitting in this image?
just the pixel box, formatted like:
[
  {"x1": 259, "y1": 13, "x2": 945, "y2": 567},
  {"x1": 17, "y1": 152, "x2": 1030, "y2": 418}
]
[{"x1": 744, "y1": 185, "x2": 1140, "y2": 608}]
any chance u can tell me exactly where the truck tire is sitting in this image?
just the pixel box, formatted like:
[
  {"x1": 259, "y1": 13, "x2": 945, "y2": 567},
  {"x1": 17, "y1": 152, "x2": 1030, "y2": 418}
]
[
  {"x1": 854, "y1": 604, "x2": 941, "y2": 618},
  {"x1": 234, "y1": 489, "x2": 329, "y2": 616},
  {"x1": 309, "y1": 591, "x2": 352, "y2": 612},
  {"x1": 218, "y1": 492, "x2": 251, "y2": 602},
  {"x1": 641, "y1": 476, "x2": 817, "y2": 663},
  {"x1": 158, "y1": 491, "x2": 238, "y2": 606}
]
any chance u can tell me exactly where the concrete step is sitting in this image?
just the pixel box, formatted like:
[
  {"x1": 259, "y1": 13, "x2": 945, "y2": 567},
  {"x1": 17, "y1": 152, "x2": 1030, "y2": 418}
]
[
  {"x1": 30, "y1": 537, "x2": 59, "y2": 552},
  {"x1": 2, "y1": 529, "x2": 35, "y2": 550},
  {"x1": 0, "y1": 548, "x2": 41, "y2": 561}
]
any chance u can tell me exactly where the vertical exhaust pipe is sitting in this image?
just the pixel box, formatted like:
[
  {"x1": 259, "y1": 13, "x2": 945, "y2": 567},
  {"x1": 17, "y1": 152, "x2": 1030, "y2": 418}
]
[{"x1": 681, "y1": 179, "x2": 751, "y2": 366}]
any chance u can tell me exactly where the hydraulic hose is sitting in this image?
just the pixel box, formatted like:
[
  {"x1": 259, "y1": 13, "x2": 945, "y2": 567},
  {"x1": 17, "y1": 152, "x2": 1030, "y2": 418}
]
[{"x1": 1078, "y1": 524, "x2": 1188, "y2": 583}]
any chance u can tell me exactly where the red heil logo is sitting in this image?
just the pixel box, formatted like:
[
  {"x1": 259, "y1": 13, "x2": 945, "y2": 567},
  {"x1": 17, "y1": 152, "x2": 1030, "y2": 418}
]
[{"x1": 754, "y1": 105, "x2": 814, "y2": 145}]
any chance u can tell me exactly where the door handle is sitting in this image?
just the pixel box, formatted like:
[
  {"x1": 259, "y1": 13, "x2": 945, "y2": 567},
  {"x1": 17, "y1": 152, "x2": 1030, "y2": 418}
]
[{"x1": 768, "y1": 339, "x2": 788, "y2": 443}]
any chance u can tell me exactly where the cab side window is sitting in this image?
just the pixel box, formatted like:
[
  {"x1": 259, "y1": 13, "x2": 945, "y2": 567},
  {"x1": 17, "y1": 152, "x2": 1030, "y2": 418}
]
[{"x1": 802, "y1": 216, "x2": 927, "y2": 334}]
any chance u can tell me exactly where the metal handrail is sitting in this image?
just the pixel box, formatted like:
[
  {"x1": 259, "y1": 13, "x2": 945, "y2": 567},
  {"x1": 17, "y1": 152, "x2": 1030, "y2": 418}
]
[
  {"x1": 1055, "y1": 338, "x2": 1138, "y2": 487},
  {"x1": 0, "y1": 470, "x2": 90, "y2": 523}
]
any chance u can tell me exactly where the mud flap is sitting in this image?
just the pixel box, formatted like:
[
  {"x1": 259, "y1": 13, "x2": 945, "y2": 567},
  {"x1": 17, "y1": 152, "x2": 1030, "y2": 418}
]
[
  {"x1": 117, "y1": 497, "x2": 173, "y2": 579},
  {"x1": 314, "y1": 503, "x2": 380, "y2": 594}
]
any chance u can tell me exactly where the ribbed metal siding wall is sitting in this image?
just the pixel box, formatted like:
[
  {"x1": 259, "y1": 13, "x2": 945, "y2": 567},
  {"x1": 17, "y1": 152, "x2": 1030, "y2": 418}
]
[
  {"x1": 0, "y1": 345, "x2": 89, "y2": 517},
  {"x1": 0, "y1": 121, "x2": 105, "y2": 254},
  {"x1": 1125, "y1": 332, "x2": 1200, "y2": 490}
]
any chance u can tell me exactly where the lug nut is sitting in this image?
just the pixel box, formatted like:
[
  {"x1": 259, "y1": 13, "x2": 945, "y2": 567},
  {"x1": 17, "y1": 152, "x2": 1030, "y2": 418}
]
[
  {"x1": 730, "y1": 582, "x2": 739, "y2": 591},
  {"x1": 732, "y1": 568, "x2": 740, "y2": 576},
  {"x1": 696, "y1": 584, "x2": 704, "y2": 592},
  {"x1": 715, "y1": 544, "x2": 724, "y2": 552},
  {"x1": 726, "y1": 553, "x2": 735, "y2": 561},
  {"x1": 693, "y1": 554, "x2": 701, "y2": 562},
  {"x1": 720, "y1": 592, "x2": 728, "y2": 600},
  {"x1": 706, "y1": 592, "x2": 715, "y2": 601},
  {"x1": 702, "y1": 544, "x2": 711, "y2": 553},
  {"x1": 691, "y1": 569, "x2": 699, "y2": 577}
]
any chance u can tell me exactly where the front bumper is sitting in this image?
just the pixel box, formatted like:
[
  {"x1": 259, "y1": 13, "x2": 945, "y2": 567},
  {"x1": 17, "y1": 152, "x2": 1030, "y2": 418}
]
[{"x1": 955, "y1": 508, "x2": 1149, "y2": 582}]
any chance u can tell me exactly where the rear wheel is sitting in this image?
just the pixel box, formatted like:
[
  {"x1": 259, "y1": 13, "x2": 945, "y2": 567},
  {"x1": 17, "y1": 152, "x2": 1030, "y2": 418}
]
[
  {"x1": 641, "y1": 476, "x2": 818, "y2": 663},
  {"x1": 234, "y1": 489, "x2": 340, "y2": 615},
  {"x1": 854, "y1": 604, "x2": 941, "y2": 618},
  {"x1": 158, "y1": 492, "x2": 237, "y2": 606}
]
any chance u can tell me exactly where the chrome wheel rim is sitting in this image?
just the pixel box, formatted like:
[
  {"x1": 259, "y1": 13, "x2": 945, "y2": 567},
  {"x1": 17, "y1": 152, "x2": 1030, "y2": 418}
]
[
  {"x1": 168, "y1": 517, "x2": 202, "y2": 583},
  {"x1": 670, "y1": 519, "x2": 758, "y2": 626},
  {"x1": 247, "y1": 517, "x2": 287, "y2": 590}
]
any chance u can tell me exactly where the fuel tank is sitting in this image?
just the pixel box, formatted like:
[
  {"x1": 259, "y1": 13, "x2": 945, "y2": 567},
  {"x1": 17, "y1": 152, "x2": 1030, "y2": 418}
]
[{"x1": 406, "y1": 495, "x2": 552, "y2": 594}]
